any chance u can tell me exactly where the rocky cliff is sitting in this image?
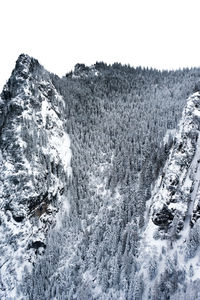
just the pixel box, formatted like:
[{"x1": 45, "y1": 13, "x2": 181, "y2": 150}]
[
  {"x1": 138, "y1": 92, "x2": 200, "y2": 299},
  {"x1": 0, "y1": 54, "x2": 71, "y2": 299}
]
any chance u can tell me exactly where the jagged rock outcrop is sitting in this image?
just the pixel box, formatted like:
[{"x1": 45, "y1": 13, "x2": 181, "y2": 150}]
[
  {"x1": 151, "y1": 92, "x2": 200, "y2": 233},
  {"x1": 0, "y1": 54, "x2": 71, "y2": 299},
  {"x1": 71, "y1": 63, "x2": 99, "y2": 78},
  {"x1": 138, "y1": 92, "x2": 200, "y2": 299}
]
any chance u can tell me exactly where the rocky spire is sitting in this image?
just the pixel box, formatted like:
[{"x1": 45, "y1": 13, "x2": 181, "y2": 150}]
[
  {"x1": 0, "y1": 54, "x2": 71, "y2": 299},
  {"x1": 1, "y1": 54, "x2": 43, "y2": 101}
]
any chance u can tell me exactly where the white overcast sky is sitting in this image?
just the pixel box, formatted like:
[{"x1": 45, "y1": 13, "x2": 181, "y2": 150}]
[{"x1": 0, "y1": 0, "x2": 200, "y2": 90}]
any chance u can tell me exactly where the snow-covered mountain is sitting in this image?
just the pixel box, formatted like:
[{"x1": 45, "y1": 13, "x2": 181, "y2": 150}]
[
  {"x1": 0, "y1": 54, "x2": 71, "y2": 299},
  {"x1": 138, "y1": 92, "x2": 200, "y2": 299},
  {"x1": 1, "y1": 54, "x2": 200, "y2": 299}
]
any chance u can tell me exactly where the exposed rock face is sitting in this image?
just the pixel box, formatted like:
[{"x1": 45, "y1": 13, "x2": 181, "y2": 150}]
[
  {"x1": 72, "y1": 63, "x2": 99, "y2": 78},
  {"x1": 0, "y1": 54, "x2": 71, "y2": 299},
  {"x1": 138, "y1": 92, "x2": 200, "y2": 299},
  {"x1": 151, "y1": 92, "x2": 200, "y2": 232},
  {"x1": 153, "y1": 204, "x2": 174, "y2": 227}
]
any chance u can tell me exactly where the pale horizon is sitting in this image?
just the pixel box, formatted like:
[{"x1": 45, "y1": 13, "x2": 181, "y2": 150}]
[{"x1": 1, "y1": 0, "x2": 200, "y2": 91}]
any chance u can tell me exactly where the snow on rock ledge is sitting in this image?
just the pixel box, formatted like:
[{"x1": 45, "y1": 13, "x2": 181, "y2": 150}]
[
  {"x1": 0, "y1": 54, "x2": 72, "y2": 299},
  {"x1": 137, "y1": 92, "x2": 200, "y2": 299},
  {"x1": 151, "y1": 92, "x2": 200, "y2": 231}
]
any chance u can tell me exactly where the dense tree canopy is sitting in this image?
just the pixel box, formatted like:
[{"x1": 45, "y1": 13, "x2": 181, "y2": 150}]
[{"x1": 22, "y1": 63, "x2": 200, "y2": 299}]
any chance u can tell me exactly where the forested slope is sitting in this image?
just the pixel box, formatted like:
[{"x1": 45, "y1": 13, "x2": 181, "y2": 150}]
[{"x1": 23, "y1": 60, "x2": 200, "y2": 299}]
